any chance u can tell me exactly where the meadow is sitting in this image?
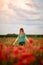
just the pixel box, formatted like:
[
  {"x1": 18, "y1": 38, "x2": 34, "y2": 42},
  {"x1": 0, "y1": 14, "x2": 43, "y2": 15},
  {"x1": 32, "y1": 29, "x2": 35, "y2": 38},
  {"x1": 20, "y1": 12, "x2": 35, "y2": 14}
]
[
  {"x1": 0, "y1": 35, "x2": 43, "y2": 65},
  {"x1": 0, "y1": 35, "x2": 43, "y2": 46}
]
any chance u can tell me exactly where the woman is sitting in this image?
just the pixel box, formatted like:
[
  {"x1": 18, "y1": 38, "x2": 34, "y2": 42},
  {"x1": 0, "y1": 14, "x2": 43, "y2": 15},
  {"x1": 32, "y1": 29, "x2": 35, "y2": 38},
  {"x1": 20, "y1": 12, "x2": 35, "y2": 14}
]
[{"x1": 13, "y1": 28, "x2": 32, "y2": 46}]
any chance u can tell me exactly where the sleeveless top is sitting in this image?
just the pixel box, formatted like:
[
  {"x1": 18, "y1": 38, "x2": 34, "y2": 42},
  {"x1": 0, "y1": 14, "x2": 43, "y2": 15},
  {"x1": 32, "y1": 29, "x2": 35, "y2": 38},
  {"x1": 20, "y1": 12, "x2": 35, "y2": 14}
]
[{"x1": 18, "y1": 34, "x2": 26, "y2": 43}]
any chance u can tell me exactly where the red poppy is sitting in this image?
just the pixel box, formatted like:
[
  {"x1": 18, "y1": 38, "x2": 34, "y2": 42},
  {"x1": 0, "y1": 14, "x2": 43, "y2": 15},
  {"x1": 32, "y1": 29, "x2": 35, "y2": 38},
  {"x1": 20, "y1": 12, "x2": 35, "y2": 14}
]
[
  {"x1": 40, "y1": 46, "x2": 43, "y2": 49},
  {"x1": 14, "y1": 49, "x2": 19, "y2": 56},
  {"x1": 29, "y1": 38, "x2": 34, "y2": 44},
  {"x1": 22, "y1": 53, "x2": 32, "y2": 58},
  {"x1": 1, "y1": 48, "x2": 9, "y2": 61},
  {"x1": 0, "y1": 51, "x2": 3, "y2": 61},
  {"x1": 11, "y1": 45, "x2": 14, "y2": 49},
  {"x1": 41, "y1": 59, "x2": 43, "y2": 64},
  {"x1": 0, "y1": 43, "x2": 3, "y2": 50},
  {"x1": 18, "y1": 46, "x2": 24, "y2": 50},
  {"x1": 27, "y1": 56, "x2": 35, "y2": 63},
  {"x1": 18, "y1": 46, "x2": 26, "y2": 53}
]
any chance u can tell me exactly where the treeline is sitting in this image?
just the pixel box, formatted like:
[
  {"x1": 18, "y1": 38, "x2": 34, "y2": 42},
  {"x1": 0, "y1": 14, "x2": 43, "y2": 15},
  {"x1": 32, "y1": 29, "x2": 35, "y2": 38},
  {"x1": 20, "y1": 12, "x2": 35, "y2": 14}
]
[
  {"x1": 0, "y1": 34, "x2": 18, "y2": 37},
  {"x1": 0, "y1": 34, "x2": 43, "y2": 38},
  {"x1": 27, "y1": 35, "x2": 43, "y2": 38}
]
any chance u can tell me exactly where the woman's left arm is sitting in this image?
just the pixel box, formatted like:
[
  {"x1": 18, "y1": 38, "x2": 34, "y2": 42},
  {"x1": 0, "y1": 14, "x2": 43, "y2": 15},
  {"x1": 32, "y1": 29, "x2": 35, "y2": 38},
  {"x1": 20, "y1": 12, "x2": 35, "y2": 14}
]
[
  {"x1": 25, "y1": 36, "x2": 29, "y2": 43},
  {"x1": 25, "y1": 36, "x2": 34, "y2": 48}
]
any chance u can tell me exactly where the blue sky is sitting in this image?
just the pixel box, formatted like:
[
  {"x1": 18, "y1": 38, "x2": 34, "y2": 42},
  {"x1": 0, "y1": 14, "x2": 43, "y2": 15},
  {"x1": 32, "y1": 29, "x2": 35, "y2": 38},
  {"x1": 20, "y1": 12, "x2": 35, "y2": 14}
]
[{"x1": 0, "y1": 0, "x2": 43, "y2": 34}]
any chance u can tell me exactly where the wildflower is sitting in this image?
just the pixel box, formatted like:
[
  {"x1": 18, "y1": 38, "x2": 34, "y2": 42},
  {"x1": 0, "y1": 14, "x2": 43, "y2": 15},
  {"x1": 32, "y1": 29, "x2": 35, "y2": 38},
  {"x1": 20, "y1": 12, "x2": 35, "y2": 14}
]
[{"x1": 29, "y1": 38, "x2": 34, "y2": 44}]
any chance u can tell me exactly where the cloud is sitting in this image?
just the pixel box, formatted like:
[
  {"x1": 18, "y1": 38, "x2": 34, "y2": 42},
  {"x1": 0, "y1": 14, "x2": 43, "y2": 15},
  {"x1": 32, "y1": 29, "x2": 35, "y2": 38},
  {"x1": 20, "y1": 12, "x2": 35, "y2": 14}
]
[
  {"x1": 0, "y1": 0, "x2": 43, "y2": 24},
  {"x1": 0, "y1": 0, "x2": 43, "y2": 34}
]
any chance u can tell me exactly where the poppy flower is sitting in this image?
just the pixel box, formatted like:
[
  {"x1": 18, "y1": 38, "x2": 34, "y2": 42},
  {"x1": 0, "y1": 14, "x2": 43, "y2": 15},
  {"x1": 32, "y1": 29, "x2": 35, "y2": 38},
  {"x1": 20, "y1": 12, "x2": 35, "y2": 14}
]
[
  {"x1": 11, "y1": 45, "x2": 14, "y2": 49},
  {"x1": 1, "y1": 48, "x2": 9, "y2": 61},
  {"x1": 40, "y1": 46, "x2": 43, "y2": 49},
  {"x1": 29, "y1": 38, "x2": 34, "y2": 44},
  {"x1": 22, "y1": 53, "x2": 32, "y2": 58},
  {"x1": 27, "y1": 56, "x2": 35, "y2": 63},
  {"x1": 0, "y1": 43, "x2": 3, "y2": 50},
  {"x1": 18, "y1": 46, "x2": 24, "y2": 50},
  {"x1": 18, "y1": 46, "x2": 26, "y2": 53},
  {"x1": 41, "y1": 59, "x2": 43, "y2": 64},
  {"x1": 0, "y1": 51, "x2": 3, "y2": 61},
  {"x1": 14, "y1": 49, "x2": 19, "y2": 56}
]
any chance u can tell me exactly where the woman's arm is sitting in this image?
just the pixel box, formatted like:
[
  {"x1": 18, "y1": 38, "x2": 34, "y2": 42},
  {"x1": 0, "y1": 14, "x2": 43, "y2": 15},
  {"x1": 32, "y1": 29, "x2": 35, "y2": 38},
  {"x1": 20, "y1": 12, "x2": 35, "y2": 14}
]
[
  {"x1": 13, "y1": 37, "x2": 19, "y2": 45},
  {"x1": 25, "y1": 36, "x2": 34, "y2": 48},
  {"x1": 25, "y1": 36, "x2": 29, "y2": 42}
]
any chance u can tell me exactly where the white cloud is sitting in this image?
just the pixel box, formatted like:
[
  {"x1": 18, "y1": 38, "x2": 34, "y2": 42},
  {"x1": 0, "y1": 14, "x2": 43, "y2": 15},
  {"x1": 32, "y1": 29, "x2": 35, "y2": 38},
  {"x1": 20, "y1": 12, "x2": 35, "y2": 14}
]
[
  {"x1": 0, "y1": 0, "x2": 43, "y2": 34},
  {"x1": 0, "y1": 0, "x2": 42, "y2": 23}
]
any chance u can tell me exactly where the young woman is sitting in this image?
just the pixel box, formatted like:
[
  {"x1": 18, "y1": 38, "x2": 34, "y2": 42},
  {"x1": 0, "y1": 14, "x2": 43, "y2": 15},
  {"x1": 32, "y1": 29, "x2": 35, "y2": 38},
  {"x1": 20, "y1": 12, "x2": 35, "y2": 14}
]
[{"x1": 13, "y1": 28, "x2": 32, "y2": 46}]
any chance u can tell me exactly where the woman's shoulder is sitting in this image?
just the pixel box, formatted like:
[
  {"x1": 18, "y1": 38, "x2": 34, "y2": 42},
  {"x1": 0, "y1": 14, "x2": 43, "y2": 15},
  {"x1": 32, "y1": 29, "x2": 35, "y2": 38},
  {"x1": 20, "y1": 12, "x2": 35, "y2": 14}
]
[
  {"x1": 24, "y1": 33, "x2": 26, "y2": 35},
  {"x1": 24, "y1": 33, "x2": 26, "y2": 37},
  {"x1": 18, "y1": 34, "x2": 20, "y2": 38}
]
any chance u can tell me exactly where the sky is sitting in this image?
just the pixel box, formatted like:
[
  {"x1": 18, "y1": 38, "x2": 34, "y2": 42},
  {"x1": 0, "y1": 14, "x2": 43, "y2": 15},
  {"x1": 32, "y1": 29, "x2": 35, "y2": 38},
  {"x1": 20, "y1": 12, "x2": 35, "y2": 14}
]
[{"x1": 0, "y1": 0, "x2": 43, "y2": 35}]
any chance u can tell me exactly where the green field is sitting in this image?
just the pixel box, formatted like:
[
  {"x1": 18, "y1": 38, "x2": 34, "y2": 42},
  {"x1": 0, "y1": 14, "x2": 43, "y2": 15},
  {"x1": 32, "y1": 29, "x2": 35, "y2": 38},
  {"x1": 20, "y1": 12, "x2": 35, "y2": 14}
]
[{"x1": 0, "y1": 36, "x2": 43, "y2": 47}]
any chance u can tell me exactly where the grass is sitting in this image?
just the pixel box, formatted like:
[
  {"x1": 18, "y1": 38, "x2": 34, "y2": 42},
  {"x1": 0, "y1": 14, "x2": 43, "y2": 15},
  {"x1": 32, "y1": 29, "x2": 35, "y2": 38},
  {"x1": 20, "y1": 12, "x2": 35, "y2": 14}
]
[
  {"x1": 0, "y1": 36, "x2": 43, "y2": 65},
  {"x1": 0, "y1": 36, "x2": 43, "y2": 46}
]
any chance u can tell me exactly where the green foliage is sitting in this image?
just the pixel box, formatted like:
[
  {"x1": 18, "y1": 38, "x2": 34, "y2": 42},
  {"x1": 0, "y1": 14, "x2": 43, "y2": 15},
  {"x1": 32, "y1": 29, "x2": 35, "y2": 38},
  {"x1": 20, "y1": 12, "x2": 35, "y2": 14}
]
[{"x1": 0, "y1": 34, "x2": 43, "y2": 38}]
